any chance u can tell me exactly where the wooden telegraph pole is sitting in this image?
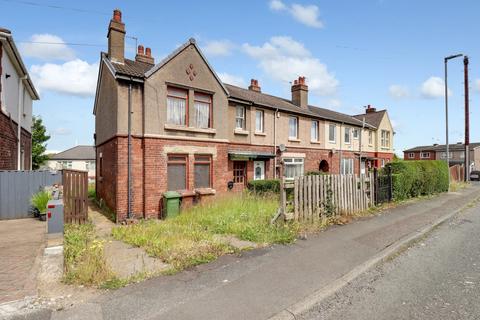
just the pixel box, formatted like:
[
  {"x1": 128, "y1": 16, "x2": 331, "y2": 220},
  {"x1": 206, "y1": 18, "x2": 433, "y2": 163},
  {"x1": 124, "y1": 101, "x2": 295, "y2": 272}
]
[{"x1": 464, "y1": 56, "x2": 470, "y2": 181}]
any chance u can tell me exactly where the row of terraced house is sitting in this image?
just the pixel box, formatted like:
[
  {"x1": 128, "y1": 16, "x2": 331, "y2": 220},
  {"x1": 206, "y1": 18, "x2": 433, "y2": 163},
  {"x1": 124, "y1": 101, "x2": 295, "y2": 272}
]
[{"x1": 94, "y1": 10, "x2": 395, "y2": 221}]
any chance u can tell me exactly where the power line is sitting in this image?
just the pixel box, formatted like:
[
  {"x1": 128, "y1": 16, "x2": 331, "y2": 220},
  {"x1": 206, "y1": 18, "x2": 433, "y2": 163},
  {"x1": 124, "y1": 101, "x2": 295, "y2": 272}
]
[
  {"x1": 1, "y1": 0, "x2": 109, "y2": 15},
  {"x1": 17, "y1": 41, "x2": 135, "y2": 49}
]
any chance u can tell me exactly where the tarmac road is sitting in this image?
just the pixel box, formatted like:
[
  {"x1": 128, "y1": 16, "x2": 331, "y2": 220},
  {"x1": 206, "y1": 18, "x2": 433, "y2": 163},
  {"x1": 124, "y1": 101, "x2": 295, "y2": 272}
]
[{"x1": 300, "y1": 197, "x2": 480, "y2": 320}]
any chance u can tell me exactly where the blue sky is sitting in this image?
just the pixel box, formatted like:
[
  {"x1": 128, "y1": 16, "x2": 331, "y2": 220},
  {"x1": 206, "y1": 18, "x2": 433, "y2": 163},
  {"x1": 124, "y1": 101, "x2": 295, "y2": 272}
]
[{"x1": 1, "y1": 0, "x2": 479, "y2": 154}]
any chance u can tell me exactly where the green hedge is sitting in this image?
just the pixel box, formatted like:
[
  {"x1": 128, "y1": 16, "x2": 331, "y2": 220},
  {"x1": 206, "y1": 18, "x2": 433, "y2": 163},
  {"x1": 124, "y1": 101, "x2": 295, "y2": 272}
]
[
  {"x1": 388, "y1": 160, "x2": 448, "y2": 200},
  {"x1": 247, "y1": 179, "x2": 280, "y2": 194}
]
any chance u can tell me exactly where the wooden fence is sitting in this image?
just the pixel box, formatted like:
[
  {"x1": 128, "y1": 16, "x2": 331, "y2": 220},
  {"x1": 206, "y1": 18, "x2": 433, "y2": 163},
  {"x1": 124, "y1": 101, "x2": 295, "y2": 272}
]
[
  {"x1": 281, "y1": 174, "x2": 374, "y2": 222},
  {"x1": 449, "y1": 164, "x2": 465, "y2": 182},
  {"x1": 63, "y1": 169, "x2": 88, "y2": 224}
]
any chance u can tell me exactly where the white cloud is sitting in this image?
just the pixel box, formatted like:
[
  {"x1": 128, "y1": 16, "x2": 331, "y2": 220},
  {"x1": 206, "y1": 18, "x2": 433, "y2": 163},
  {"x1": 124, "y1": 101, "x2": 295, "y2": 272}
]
[
  {"x1": 421, "y1": 76, "x2": 451, "y2": 99},
  {"x1": 52, "y1": 127, "x2": 72, "y2": 136},
  {"x1": 388, "y1": 84, "x2": 409, "y2": 99},
  {"x1": 202, "y1": 40, "x2": 234, "y2": 57},
  {"x1": 242, "y1": 36, "x2": 338, "y2": 96},
  {"x1": 269, "y1": 0, "x2": 287, "y2": 11},
  {"x1": 30, "y1": 59, "x2": 99, "y2": 97},
  {"x1": 19, "y1": 34, "x2": 76, "y2": 61},
  {"x1": 218, "y1": 72, "x2": 245, "y2": 87},
  {"x1": 328, "y1": 99, "x2": 341, "y2": 108},
  {"x1": 269, "y1": 1, "x2": 323, "y2": 28}
]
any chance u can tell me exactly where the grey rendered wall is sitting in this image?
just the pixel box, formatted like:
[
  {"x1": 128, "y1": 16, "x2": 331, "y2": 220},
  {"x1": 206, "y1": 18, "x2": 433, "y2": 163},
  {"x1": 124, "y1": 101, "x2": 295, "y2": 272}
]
[{"x1": 0, "y1": 170, "x2": 62, "y2": 220}]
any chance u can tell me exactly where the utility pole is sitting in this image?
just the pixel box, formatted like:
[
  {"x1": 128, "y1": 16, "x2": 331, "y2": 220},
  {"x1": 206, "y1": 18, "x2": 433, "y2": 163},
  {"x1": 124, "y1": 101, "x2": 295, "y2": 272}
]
[{"x1": 464, "y1": 56, "x2": 470, "y2": 181}]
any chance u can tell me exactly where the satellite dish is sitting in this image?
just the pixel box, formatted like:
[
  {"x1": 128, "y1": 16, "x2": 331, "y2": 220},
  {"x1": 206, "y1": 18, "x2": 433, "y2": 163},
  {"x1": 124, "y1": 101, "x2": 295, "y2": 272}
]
[{"x1": 279, "y1": 144, "x2": 286, "y2": 152}]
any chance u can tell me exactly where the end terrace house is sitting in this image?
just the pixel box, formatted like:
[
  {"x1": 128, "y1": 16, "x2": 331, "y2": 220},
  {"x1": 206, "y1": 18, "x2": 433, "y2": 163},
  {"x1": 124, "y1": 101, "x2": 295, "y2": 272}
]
[
  {"x1": 0, "y1": 27, "x2": 39, "y2": 170},
  {"x1": 94, "y1": 10, "x2": 395, "y2": 221}
]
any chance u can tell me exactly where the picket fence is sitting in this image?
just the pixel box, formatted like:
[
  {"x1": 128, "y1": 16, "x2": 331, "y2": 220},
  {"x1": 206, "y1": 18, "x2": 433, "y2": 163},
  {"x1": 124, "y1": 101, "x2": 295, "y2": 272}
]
[{"x1": 282, "y1": 174, "x2": 374, "y2": 222}]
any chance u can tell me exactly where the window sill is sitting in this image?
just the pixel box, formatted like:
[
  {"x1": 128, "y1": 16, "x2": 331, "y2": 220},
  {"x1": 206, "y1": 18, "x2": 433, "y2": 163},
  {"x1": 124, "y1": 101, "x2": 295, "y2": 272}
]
[
  {"x1": 328, "y1": 140, "x2": 336, "y2": 144},
  {"x1": 164, "y1": 124, "x2": 216, "y2": 134},
  {"x1": 254, "y1": 131, "x2": 266, "y2": 136},
  {"x1": 178, "y1": 190, "x2": 196, "y2": 197},
  {"x1": 234, "y1": 129, "x2": 249, "y2": 135},
  {"x1": 288, "y1": 138, "x2": 301, "y2": 143},
  {"x1": 310, "y1": 140, "x2": 321, "y2": 144},
  {"x1": 195, "y1": 188, "x2": 216, "y2": 195}
]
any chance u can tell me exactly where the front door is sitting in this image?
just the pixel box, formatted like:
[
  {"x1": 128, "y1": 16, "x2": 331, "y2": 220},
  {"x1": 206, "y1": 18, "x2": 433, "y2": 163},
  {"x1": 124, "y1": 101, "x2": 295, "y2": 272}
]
[
  {"x1": 360, "y1": 160, "x2": 366, "y2": 175},
  {"x1": 254, "y1": 161, "x2": 265, "y2": 180}
]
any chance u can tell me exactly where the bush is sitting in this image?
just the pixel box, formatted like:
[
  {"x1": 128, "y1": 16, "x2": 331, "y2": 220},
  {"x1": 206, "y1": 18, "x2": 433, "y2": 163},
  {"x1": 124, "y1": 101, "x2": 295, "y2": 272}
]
[
  {"x1": 31, "y1": 190, "x2": 52, "y2": 214},
  {"x1": 247, "y1": 179, "x2": 280, "y2": 194},
  {"x1": 389, "y1": 160, "x2": 448, "y2": 201}
]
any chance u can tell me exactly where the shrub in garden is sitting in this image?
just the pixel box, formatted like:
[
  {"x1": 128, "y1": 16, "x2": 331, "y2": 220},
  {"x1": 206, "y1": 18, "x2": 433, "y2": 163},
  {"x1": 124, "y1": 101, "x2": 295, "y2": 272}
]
[
  {"x1": 31, "y1": 190, "x2": 52, "y2": 214},
  {"x1": 247, "y1": 179, "x2": 280, "y2": 194},
  {"x1": 389, "y1": 160, "x2": 448, "y2": 200}
]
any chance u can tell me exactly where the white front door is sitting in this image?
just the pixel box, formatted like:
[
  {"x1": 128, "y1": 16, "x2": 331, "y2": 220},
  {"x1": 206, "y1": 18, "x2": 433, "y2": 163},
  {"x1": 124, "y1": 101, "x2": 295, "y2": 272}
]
[
  {"x1": 254, "y1": 161, "x2": 265, "y2": 180},
  {"x1": 360, "y1": 160, "x2": 366, "y2": 175}
]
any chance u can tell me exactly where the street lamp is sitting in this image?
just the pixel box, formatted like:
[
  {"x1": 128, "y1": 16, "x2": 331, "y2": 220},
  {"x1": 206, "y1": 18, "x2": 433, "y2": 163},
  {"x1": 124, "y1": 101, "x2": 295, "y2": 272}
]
[{"x1": 444, "y1": 53, "x2": 463, "y2": 189}]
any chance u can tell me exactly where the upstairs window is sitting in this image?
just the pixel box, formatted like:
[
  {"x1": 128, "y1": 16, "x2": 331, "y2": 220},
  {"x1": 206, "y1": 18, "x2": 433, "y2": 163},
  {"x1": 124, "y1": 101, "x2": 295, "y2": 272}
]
[
  {"x1": 329, "y1": 124, "x2": 336, "y2": 142},
  {"x1": 289, "y1": 117, "x2": 298, "y2": 139},
  {"x1": 235, "y1": 106, "x2": 245, "y2": 129},
  {"x1": 167, "y1": 87, "x2": 187, "y2": 126},
  {"x1": 255, "y1": 110, "x2": 264, "y2": 133},
  {"x1": 381, "y1": 130, "x2": 391, "y2": 148},
  {"x1": 344, "y1": 127, "x2": 351, "y2": 144},
  {"x1": 353, "y1": 128, "x2": 359, "y2": 139},
  {"x1": 368, "y1": 131, "x2": 373, "y2": 145},
  {"x1": 167, "y1": 154, "x2": 187, "y2": 191},
  {"x1": 311, "y1": 120, "x2": 319, "y2": 141},
  {"x1": 194, "y1": 92, "x2": 212, "y2": 128}
]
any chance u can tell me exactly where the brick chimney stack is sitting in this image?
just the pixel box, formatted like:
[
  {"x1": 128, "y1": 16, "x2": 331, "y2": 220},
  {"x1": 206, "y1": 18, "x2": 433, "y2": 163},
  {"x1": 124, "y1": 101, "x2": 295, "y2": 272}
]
[
  {"x1": 107, "y1": 9, "x2": 126, "y2": 64},
  {"x1": 365, "y1": 104, "x2": 377, "y2": 114},
  {"x1": 248, "y1": 79, "x2": 261, "y2": 92},
  {"x1": 291, "y1": 76, "x2": 308, "y2": 109},
  {"x1": 135, "y1": 45, "x2": 155, "y2": 65}
]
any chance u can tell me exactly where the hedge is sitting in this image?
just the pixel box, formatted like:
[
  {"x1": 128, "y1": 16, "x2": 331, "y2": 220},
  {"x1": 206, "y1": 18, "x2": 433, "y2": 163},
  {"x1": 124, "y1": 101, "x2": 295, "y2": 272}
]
[
  {"x1": 247, "y1": 179, "x2": 280, "y2": 194},
  {"x1": 388, "y1": 160, "x2": 448, "y2": 201}
]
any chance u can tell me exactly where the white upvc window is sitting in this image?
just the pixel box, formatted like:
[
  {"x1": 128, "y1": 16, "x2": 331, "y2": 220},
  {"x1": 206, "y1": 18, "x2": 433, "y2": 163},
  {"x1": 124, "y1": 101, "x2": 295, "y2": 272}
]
[
  {"x1": 311, "y1": 120, "x2": 319, "y2": 142},
  {"x1": 340, "y1": 158, "x2": 354, "y2": 175},
  {"x1": 420, "y1": 152, "x2": 430, "y2": 159},
  {"x1": 408, "y1": 152, "x2": 415, "y2": 159},
  {"x1": 255, "y1": 109, "x2": 264, "y2": 133},
  {"x1": 368, "y1": 131, "x2": 373, "y2": 145},
  {"x1": 235, "y1": 105, "x2": 245, "y2": 129},
  {"x1": 353, "y1": 128, "x2": 359, "y2": 139},
  {"x1": 284, "y1": 158, "x2": 304, "y2": 179},
  {"x1": 344, "y1": 127, "x2": 351, "y2": 144},
  {"x1": 289, "y1": 117, "x2": 298, "y2": 139},
  {"x1": 329, "y1": 124, "x2": 336, "y2": 143},
  {"x1": 381, "y1": 130, "x2": 391, "y2": 148}
]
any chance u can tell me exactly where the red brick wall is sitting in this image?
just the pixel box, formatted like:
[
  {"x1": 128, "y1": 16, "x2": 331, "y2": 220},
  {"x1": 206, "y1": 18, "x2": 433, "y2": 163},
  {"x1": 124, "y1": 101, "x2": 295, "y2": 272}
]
[
  {"x1": 403, "y1": 151, "x2": 435, "y2": 161},
  {"x1": 0, "y1": 111, "x2": 31, "y2": 170},
  {"x1": 96, "y1": 137, "x2": 118, "y2": 218}
]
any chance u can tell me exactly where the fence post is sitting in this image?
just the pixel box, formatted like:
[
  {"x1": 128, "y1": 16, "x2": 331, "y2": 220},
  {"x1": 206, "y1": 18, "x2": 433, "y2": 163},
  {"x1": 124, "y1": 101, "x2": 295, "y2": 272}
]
[{"x1": 373, "y1": 168, "x2": 378, "y2": 205}]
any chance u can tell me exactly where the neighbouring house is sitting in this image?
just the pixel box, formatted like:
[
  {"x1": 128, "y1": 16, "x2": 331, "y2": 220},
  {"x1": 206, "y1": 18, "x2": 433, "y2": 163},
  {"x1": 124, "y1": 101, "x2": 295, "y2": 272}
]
[
  {"x1": 0, "y1": 27, "x2": 39, "y2": 170},
  {"x1": 403, "y1": 142, "x2": 480, "y2": 169},
  {"x1": 94, "y1": 9, "x2": 395, "y2": 221},
  {"x1": 46, "y1": 146, "x2": 96, "y2": 182}
]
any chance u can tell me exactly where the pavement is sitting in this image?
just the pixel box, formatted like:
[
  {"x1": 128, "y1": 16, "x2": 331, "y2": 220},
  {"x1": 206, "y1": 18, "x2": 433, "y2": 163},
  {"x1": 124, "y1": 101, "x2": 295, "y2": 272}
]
[
  {"x1": 300, "y1": 188, "x2": 480, "y2": 320},
  {"x1": 14, "y1": 184, "x2": 480, "y2": 320},
  {"x1": 0, "y1": 218, "x2": 45, "y2": 304}
]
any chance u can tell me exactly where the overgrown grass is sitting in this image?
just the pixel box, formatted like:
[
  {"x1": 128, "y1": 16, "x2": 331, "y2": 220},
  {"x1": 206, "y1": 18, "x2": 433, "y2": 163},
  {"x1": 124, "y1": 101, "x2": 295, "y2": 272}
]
[
  {"x1": 450, "y1": 181, "x2": 469, "y2": 192},
  {"x1": 112, "y1": 193, "x2": 303, "y2": 271},
  {"x1": 88, "y1": 183, "x2": 96, "y2": 199},
  {"x1": 31, "y1": 190, "x2": 52, "y2": 214},
  {"x1": 63, "y1": 223, "x2": 116, "y2": 286}
]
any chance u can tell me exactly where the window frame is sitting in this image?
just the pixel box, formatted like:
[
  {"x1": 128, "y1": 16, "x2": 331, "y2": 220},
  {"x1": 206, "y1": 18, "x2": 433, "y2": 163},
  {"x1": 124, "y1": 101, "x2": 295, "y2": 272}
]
[
  {"x1": 328, "y1": 124, "x2": 336, "y2": 143},
  {"x1": 255, "y1": 109, "x2": 264, "y2": 133},
  {"x1": 289, "y1": 116, "x2": 299, "y2": 139},
  {"x1": 167, "y1": 86, "x2": 188, "y2": 126},
  {"x1": 340, "y1": 158, "x2": 354, "y2": 175},
  {"x1": 408, "y1": 152, "x2": 415, "y2": 159},
  {"x1": 235, "y1": 105, "x2": 246, "y2": 130},
  {"x1": 353, "y1": 128, "x2": 359, "y2": 139},
  {"x1": 284, "y1": 157, "x2": 304, "y2": 179},
  {"x1": 167, "y1": 154, "x2": 188, "y2": 191},
  {"x1": 344, "y1": 127, "x2": 351, "y2": 144},
  {"x1": 193, "y1": 91, "x2": 212, "y2": 128},
  {"x1": 194, "y1": 154, "x2": 212, "y2": 188},
  {"x1": 311, "y1": 120, "x2": 319, "y2": 142},
  {"x1": 368, "y1": 131, "x2": 373, "y2": 146},
  {"x1": 381, "y1": 129, "x2": 390, "y2": 148},
  {"x1": 420, "y1": 152, "x2": 431, "y2": 159}
]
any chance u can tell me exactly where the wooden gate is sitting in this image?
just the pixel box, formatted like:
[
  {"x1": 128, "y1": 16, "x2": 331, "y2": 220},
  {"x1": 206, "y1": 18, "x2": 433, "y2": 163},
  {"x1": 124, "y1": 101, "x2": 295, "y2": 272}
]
[
  {"x1": 282, "y1": 174, "x2": 374, "y2": 222},
  {"x1": 62, "y1": 169, "x2": 88, "y2": 224}
]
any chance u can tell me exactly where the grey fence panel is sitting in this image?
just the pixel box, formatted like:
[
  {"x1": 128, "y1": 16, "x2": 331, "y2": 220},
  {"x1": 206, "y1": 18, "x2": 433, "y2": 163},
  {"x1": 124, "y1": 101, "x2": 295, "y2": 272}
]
[{"x1": 0, "y1": 170, "x2": 62, "y2": 220}]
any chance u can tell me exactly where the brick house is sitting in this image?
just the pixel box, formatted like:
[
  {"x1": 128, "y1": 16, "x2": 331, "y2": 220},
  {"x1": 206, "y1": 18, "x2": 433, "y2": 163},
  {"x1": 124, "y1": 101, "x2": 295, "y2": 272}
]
[
  {"x1": 94, "y1": 10, "x2": 395, "y2": 221},
  {"x1": 0, "y1": 28, "x2": 39, "y2": 170},
  {"x1": 404, "y1": 142, "x2": 480, "y2": 168}
]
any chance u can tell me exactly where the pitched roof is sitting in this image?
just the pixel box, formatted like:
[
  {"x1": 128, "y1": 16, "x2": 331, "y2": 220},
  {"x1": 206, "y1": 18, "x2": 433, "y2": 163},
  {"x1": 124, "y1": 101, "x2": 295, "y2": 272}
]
[
  {"x1": 404, "y1": 142, "x2": 480, "y2": 153},
  {"x1": 110, "y1": 58, "x2": 154, "y2": 78},
  {"x1": 353, "y1": 110, "x2": 387, "y2": 128},
  {"x1": 225, "y1": 84, "x2": 372, "y2": 128},
  {"x1": 50, "y1": 146, "x2": 95, "y2": 160}
]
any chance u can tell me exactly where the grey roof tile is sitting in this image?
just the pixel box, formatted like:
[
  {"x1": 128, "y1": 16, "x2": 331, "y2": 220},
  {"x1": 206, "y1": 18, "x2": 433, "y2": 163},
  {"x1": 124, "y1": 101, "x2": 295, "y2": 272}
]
[{"x1": 50, "y1": 146, "x2": 95, "y2": 160}]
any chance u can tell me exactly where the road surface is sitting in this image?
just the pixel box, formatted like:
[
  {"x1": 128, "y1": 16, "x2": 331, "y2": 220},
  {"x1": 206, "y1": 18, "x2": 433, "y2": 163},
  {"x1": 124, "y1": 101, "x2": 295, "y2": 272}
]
[{"x1": 300, "y1": 197, "x2": 480, "y2": 320}]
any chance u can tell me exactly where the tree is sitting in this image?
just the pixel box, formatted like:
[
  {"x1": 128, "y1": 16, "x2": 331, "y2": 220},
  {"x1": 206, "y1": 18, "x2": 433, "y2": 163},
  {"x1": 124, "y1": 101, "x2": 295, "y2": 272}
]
[{"x1": 31, "y1": 116, "x2": 50, "y2": 169}]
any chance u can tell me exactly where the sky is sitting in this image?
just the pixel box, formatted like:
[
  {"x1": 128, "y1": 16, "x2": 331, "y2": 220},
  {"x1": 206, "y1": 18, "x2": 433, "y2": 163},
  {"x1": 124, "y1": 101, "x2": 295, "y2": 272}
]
[{"x1": 1, "y1": 0, "x2": 480, "y2": 155}]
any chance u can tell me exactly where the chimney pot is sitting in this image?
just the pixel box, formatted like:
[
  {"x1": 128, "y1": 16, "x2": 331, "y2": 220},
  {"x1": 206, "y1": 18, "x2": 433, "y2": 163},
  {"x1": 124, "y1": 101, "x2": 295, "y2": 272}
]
[
  {"x1": 137, "y1": 45, "x2": 144, "y2": 55},
  {"x1": 113, "y1": 9, "x2": 122, "y2": 22},
  {"x1": 248, "y1": 79, "x2": 261, "y2": 92},
  {"x1": 145, "y1": 47, "x2": 151, "y2": 57},
  {"x1": 365, "y1": 104, "x2": 377, "y2": 114}
]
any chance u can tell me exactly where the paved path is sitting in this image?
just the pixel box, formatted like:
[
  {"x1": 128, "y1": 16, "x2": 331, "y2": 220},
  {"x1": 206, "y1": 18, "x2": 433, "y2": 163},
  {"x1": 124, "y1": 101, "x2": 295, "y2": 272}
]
[
  {"x1": 42, "y1": 186, "x2": 480, "y2": 319},
  {"x1": 300, "y1": 190, "x2": 480, "y2": 320},
  {"x1": 0, "y1": 218, "x2": 45, "y2": 304}
]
